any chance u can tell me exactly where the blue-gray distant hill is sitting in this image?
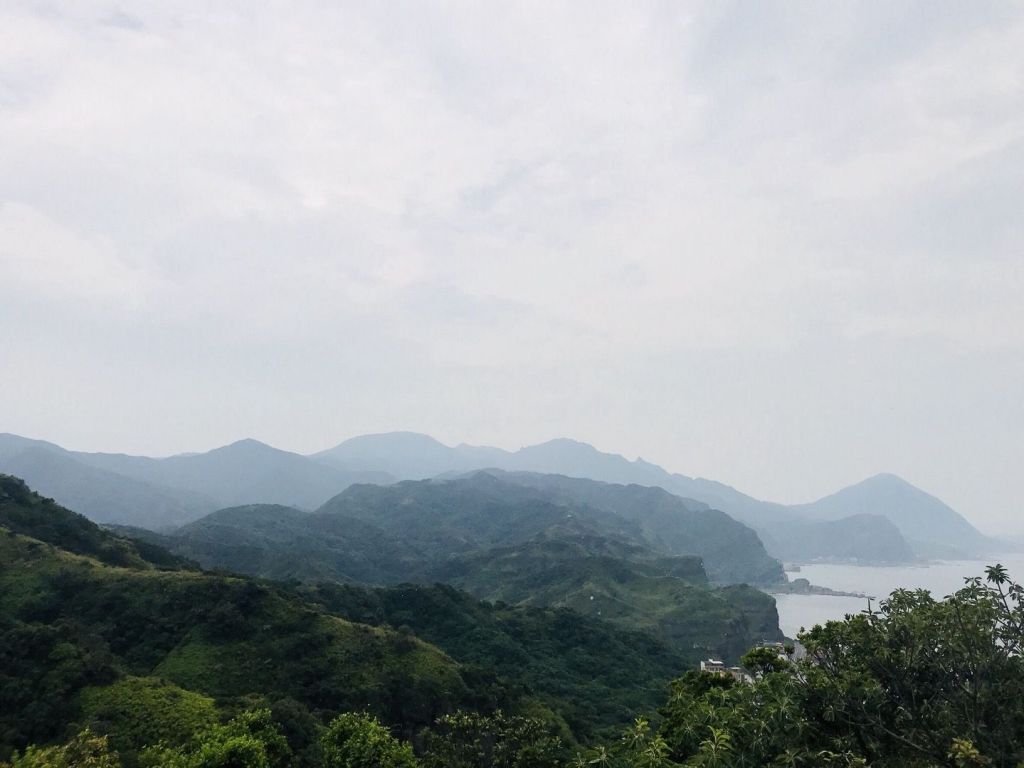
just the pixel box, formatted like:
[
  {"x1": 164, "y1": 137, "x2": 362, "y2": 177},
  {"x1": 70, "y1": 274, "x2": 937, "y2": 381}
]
[
  {"x1": 790, "y1": 473, "x2": 996, "y2": 559},
  {"x1": 1, "y1": 430, "x2": 996, "y2": 561},
  {"x1": 758, "y1": 514, "x2": 916, "y2": 565},
  {"x1": 0, "y1": 434, "x2": 392, "y2": 530},
  {"x1": 315, "y1": 432, "x2": 995, "y2": 561}
]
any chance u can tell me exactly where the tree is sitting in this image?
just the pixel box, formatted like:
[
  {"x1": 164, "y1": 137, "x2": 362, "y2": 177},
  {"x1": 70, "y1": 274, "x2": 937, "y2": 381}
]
[
  {"x1": 421, "y1": 710, "x2": 563, "y2": 768},
  {"x1": 5, "y1": 729, "x2": 120, "y2": 768},
  {"x1": 320, "y1": 713, "x2": 417, "y2": 768},
  {"x1": 739, "y1": 646, "x2": 790, "y2": 677},
  {"x1": 654, "y1": 565, "x2": 1024, "y2": 767},
  {"x1": 138, "y1": 709, "x2": 291, "y2": 768},
  {"x1": 799, "y1": 565, "x2": 1024, "y2": 766},
  {"x1": 573, "y1": 717, "x2": 677, "y2": 768}
]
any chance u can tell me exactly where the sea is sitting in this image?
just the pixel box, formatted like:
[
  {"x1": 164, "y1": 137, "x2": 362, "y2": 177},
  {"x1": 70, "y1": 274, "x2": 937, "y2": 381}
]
[{"x1": 773, "y1": 553, "x2": 1024, "y2": 638}]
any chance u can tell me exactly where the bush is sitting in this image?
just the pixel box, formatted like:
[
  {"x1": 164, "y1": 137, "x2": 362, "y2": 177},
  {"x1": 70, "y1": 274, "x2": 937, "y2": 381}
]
[
  {"x1": 6, "y1": 729, "x2": 120, "y2": 768},
  {"x1": 320, "y1": 713, "x2": 417, "y2": 768}
]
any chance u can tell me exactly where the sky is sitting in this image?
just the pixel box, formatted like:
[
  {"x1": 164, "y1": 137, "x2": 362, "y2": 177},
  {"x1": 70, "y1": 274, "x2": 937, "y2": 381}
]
[{"x1": 1, "y1": 2, "x2": 1022, "y2": 534}]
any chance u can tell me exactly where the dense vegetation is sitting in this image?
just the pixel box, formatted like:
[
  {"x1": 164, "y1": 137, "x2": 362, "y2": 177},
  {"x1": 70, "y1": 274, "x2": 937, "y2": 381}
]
[
  {"x1": 0, "y1": 525, "x2": 489, "y2": 759},
  {"x1": 425, "y1": 537, "x2": 781, "y2": 663},
  {"x1": 137, "y1": 474, "x2": 785, "y2": 662},
  {"x1": 129, "y1": 473, "x2": 784, "y2": 587},
  {"x1": 6, "y1": 472, "x2": 1021, "y2": 767},
  {"x1": 0, "y1": 475, "x2": 190, "y2": 570},
  {"x1": 7, "y1": 564, "x2": 1022, "y2": 766},
  {"x1": 295, "y1": 581, "x2": 688, "y2": 740},
  {"x1": 0, "y1": 475, "x2": 698, "y2": 760}
]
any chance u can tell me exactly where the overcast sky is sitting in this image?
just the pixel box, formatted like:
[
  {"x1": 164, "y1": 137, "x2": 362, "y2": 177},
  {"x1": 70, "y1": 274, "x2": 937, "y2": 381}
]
[{"x1": 1, "y1": 2, "x2": 1022, "y2": 534}]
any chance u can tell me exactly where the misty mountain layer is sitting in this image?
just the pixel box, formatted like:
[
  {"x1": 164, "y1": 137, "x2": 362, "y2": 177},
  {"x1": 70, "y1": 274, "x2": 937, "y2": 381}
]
[{"x1": 0, "y1": 431, "x2": 998, "y2": 562}]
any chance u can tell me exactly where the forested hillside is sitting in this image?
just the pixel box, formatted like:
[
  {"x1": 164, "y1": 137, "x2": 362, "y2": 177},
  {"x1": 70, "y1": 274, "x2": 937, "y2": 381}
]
[
  {"x1": 165, "y1": 472, "x2": 783, "y2": 586},
  {"x1": 0, "y1": 475, "x2": 699, "y2": 761},
  {"x1": 3, "y1": 474, "x2": 1022, "y2": 767},
  {"x1": 132, "y1": 473, "x2": 784, "y2": 661}
]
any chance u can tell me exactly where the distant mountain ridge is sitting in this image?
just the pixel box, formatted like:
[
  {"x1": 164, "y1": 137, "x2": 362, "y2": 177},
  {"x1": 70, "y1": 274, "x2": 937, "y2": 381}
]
[
  {"x1": 316, "y1": 432, "x2": 994, "y2": 561},
  {"x1": 0, "y1": 433, "x2": 394, "y2": 530},
  {"x1": 791, "y1": 473, "x2": 994, "y2": 557},
  {"x1": 0, "y1": 430, "x2": 996, "y2": 561}
]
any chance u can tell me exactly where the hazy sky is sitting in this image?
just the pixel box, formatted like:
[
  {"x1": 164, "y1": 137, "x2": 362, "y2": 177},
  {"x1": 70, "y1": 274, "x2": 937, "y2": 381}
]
[{"x1": 1, "y1": 2, "x2": 1022, "y2": 534}]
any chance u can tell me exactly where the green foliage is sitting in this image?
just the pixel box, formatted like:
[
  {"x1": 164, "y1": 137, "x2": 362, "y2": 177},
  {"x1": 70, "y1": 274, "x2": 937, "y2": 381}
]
[
  {"x1": 304, "y1": 581, "x2": 683, "y2": 740},
  {"x1": 267, "y1": 699, "x2": 321, "y2": 767},
  {"x1": 0, "y1": 611, "x2": 117, "y2": 757},
  {"x1": 5, "y1": 729, "x2": 120, "y2": 768},
  {"x1": 737, "y1": 646, "x2": 790, "y2": 676},
  {"x1": 421, "y1": 710, "x2": 564, "y2": 768},
  {"x1": 659, "y1": 670, "x2": 810, "y2": 766},
  {"x1": 654, "y1": 565, "x2": 1024, "y2": 767},
  {"x1": 320, "y1": 713, "x2": 417, "y2": 768},
  {"x1": 797, "y1": 565, "x2": 1024, "y2": 766},
  {"x1": 139, "y1": 709, "x2": 291, "y2": 768},
  {"x1": 0, "y1": 475, "x2": 185, "y2": 570},
  {"x1": 78, "y1": 677, "x2": 219, "y2": 756},
  {"x1": 572, "y1": 717, "x2": 676, "y2": 768},
  {"x1": 0, "y1": 516, "x2": 485, "y2": 758}
]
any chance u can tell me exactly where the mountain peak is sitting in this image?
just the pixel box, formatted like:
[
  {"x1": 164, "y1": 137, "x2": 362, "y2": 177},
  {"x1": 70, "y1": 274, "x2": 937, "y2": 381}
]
[
  {"x1": 859, "y1": 472, "x2": 913, "y2": 488},
  {"x1": 832, "y1": 472, "x2": 934, "y2": 501},
  {"x1": 520, "y1": 438, "x2": 607, "y2": 456},
  {"x1": 325, "y1": 432, "x2": 451, "y2": 453},
  {"x1": 215, "y1": 438, "x2": 279, "y2": 454}
]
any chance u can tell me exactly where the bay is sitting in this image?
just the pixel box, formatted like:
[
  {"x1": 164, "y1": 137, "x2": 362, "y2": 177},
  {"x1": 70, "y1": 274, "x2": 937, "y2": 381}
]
[{"x1": 773, "y1": 553, "x2": 1024, "y2": 638}]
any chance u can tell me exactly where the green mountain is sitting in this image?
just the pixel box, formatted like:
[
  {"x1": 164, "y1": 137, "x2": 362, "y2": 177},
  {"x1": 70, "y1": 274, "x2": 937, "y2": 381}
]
[
  {"x1": 132, "y1": 473, "x2": 784, "y2": 665},
  {"x1": 0, "y1": 476, "x2": 490, "y2": 758},
  {"x1": 0, "y1": 475, "x2": 717, "y2": 758},
  {"x1": 165, "y1": 503, "x2": 421, "y2": 584},
  {"x1": 315, "y1": 472, "x2": 783, "y2": 585},
  {"x1": 151, "y1": 472, "x2": 781, "y2": 587},
  {"x1": 313, "y1": 434, "x2": 799, "y2": 527},
  {"x1": 0, "y1": 474, "x2": 190, "y2": 569},
  {"x1": 426, "y1": 536, "x2": 783, "y2": 663},
  {"x1": 462, "y1": 471, "x2": 785, "y2": 584}
]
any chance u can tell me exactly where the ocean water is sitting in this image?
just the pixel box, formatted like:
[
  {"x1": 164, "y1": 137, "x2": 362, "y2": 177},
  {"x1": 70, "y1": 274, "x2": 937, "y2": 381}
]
[{"x1": 773, "y1": 554, "x2": 1024, "y2": 638}]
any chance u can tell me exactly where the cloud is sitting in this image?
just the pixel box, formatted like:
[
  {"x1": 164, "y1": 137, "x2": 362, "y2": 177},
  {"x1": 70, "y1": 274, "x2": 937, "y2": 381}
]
[
  {"x1": 0, "y1": 201, "x2": 154, "y2": 305},
  {"x1": 0, "y1": 1, "x2": 1022, "y2": 531}
]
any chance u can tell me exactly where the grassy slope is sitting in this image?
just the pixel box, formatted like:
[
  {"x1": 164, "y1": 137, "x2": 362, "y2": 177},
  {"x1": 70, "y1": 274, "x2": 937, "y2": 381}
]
[
  {"x1": 0, "y1": 474, "x2": 190, "y2": 569},
  {"x1": 0, "y1": 526, "x2": 486, "y2": 757}
]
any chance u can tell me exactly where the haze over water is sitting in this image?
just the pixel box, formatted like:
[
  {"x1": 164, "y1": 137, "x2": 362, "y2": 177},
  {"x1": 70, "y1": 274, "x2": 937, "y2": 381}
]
[{"x1": 774, "y1": 554, "x2": 1024, "y2": 638}]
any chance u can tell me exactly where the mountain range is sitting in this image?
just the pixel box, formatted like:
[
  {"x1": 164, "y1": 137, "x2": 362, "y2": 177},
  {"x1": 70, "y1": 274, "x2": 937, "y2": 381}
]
[
  {"x1": 322, "y1": 433, "x2": 999, "y2": 561},
  {"x1": 114, "y1": 471, "x2": 786, "y2": 666},
  {"x1": 0, "y1": 472, "x2": 716, "y2": 756},
  {"x1": 0, "y1": 431, "x2": 999, "y2": 562}
]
